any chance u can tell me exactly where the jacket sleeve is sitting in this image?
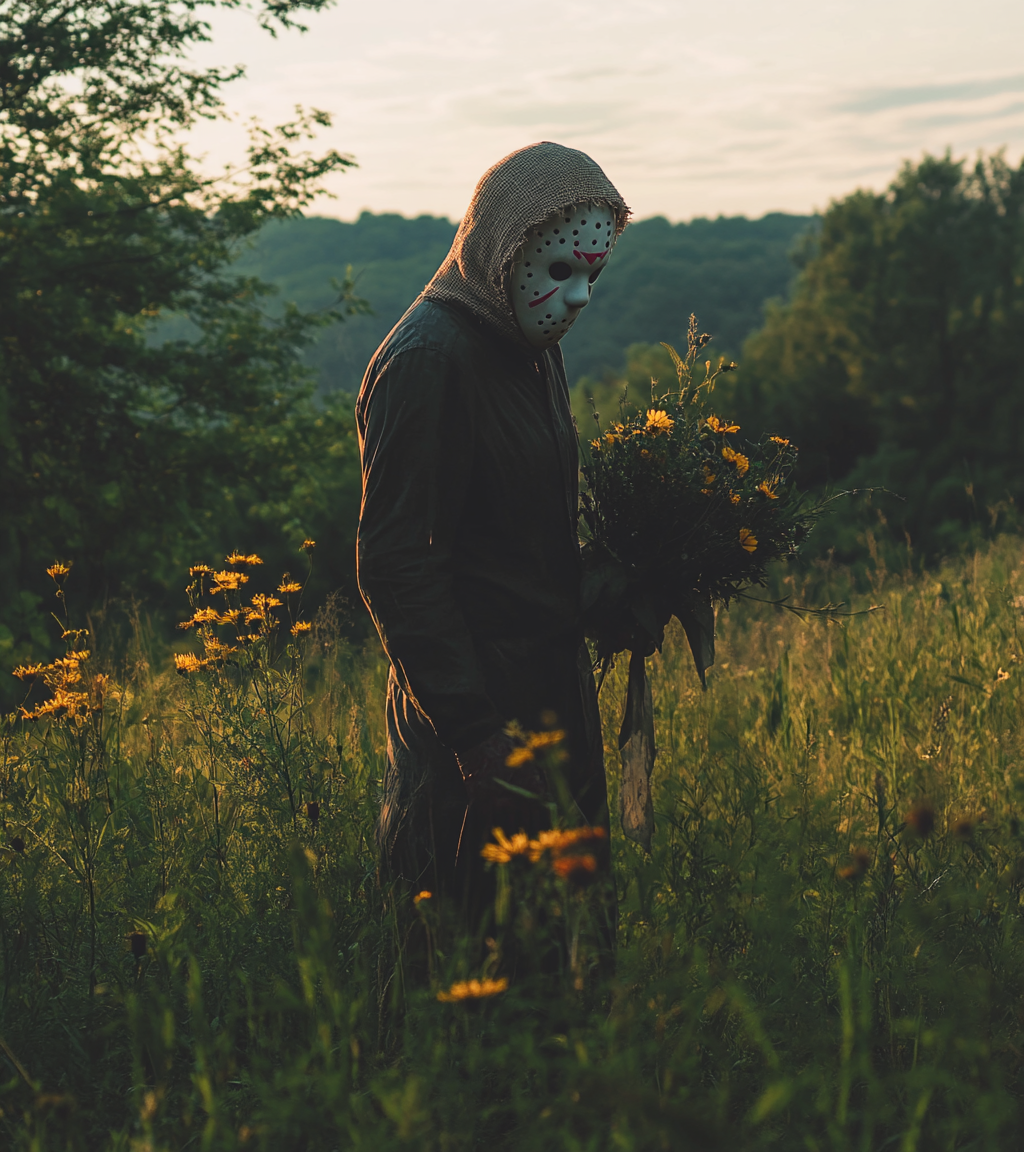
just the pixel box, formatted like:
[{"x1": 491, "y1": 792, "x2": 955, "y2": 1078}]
[{"x1": 356, "y1": 345, "x2": 503, "y2": 754}]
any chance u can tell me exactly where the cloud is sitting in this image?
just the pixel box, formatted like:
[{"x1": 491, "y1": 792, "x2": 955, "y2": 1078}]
[{"x1": 839, "y1": 74, "x2": 1024, "y2": 115}]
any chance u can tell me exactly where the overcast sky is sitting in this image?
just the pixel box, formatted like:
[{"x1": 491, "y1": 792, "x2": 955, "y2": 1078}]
[{"x1": 188, "y1": 0, "x2": 1024, "y2": 222}]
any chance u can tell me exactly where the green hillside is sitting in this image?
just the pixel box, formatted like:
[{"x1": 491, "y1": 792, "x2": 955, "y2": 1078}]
[{"x1": 236, "y1": 210, "x2": 813, "y2": 391}]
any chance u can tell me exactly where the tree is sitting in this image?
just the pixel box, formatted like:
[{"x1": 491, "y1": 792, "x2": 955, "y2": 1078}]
[
  {"x1": 736, "y1": 151, "x2": 1024, "y2": 552},
  {"x1": 0, "y1": 0, "x2": 363, "y2": 676}
]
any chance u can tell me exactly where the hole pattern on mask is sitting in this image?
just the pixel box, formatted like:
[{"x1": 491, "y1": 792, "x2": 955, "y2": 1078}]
[{"x1": 512, "y1": 206, "x2": 615, "y2": 346}]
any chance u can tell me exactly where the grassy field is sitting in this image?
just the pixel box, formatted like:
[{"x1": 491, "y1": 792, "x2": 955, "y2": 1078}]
[{"x1": 3, "y1": 539, "x2": 1024, "y2": 1150}]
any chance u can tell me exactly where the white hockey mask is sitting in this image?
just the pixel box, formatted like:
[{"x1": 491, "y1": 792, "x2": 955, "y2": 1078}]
[{"x1": 509, "y1": 202, "x2": 616, "y2": 349}]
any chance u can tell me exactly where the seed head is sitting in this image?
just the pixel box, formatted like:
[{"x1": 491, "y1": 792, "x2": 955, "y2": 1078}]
[{"x1": 905, "y1": 801, "x2": 936, "y2": 838}]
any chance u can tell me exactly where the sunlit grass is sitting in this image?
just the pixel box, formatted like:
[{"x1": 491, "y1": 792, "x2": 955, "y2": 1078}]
[{"x1": 3, "y1": 540, "x2": 1024, "y2": 1148}]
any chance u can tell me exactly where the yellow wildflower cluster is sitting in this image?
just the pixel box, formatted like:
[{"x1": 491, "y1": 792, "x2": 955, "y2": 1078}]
[
  {"x1": 225, "y1": 552, "x2": 263, "y2": 566},
  {"x1": 769, "y1": 436, "x2": 790, "y2": 446},
  {"x1": 46, "y1": 562, "x2": 71, "y2": 581},
  {"x1": 721, "y1": 445, "x2": 750, "y2": 477},
  {"x1": 739, "y1": 528, "x2": 758, "y2": 553},
  {"x1": 504, "y1": 728, "x2": 566, "y2": 768},
  {"x1": 290, "y1": 621, "x2": 313, "y2": 636},
  {"x1": 174, "y1": 652, "x2": 210, "y2": 675},
  {"x1": 301, "y1": 539, "x2": 316, "y2": 553},
  {"x1": 758, "y1": 479, "x2": 779, "y2": 499},
  {"x1": 14, "y1": 650, "x2": 93, "y2": 721},
  {"x1": 706, "y1": 415, "x2": 740, "y2": 434},
  {"x1": 436, "y1": 977, "x2": 509, "y2": 1003},
  {"x1": 277, "y1": 581, "x2": 303, "y2": 595}
]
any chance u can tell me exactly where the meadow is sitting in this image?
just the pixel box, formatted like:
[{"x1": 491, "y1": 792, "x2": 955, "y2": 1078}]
[{"x1": 3, "y1": 537, "x2": 1024, "y2": 1151}]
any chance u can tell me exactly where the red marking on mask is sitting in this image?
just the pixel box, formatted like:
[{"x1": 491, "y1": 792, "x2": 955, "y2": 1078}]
[
  {"x1": 572, "y1": 250, "x2": 608, "y2": 266},
  {"x1": 528, "y1": 286, "x2": 559, "y2": 308}
]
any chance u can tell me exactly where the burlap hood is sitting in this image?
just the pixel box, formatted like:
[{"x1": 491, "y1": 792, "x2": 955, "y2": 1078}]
[{"x1": 421, "y1": 141, "x2": 630, "y2": 347}]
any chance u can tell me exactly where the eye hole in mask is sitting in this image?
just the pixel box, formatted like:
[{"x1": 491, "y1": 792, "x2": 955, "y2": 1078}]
[{"x1": 549, "y1": 261, "x2": 572, "y2": 281}]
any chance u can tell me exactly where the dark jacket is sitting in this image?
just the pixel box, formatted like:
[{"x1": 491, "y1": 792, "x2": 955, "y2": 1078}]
[{"x1": 356, "y1": 298, "x2": 605, "y2": 870}]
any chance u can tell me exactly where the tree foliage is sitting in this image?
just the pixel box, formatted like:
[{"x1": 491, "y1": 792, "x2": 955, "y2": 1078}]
[
  {"x1": 0, "y1": 0, "x2": 362, "y2": 678},
  {"x1": 736, "y1": 151, "x2": 1024, "y2": 552}
]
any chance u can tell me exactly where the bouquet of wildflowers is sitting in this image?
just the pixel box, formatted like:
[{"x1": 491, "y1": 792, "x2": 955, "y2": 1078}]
[{"x1": 579, "y1": 316, "x2": 823, "y2": 850}]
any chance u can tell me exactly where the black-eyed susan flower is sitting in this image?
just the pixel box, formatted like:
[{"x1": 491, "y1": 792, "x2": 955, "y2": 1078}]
[
  {"x1": 645, "y1": 409, "x2": 674, "y2": 435},
  {"x1": 278, "y1": 581, "x2": 303, "y2": 595},
  {"x1": 739, "y1": 528, "x2": 758, "y2": 553},
  {"x1": 758, "y1": 479, "x2": 779, "y2": 499},
  {"x1": 46, "y1": 562, "x2": 71, "y2": 582},
  {"x1": 290, "y1": 621, "x2": 312, "y2": 636},
  {"x1": 301, "y1": 539, "x2": 316, "y2": 553}
]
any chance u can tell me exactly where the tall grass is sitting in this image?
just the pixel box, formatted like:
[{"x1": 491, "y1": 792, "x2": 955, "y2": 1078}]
[{"x1": 3, "y1": 540, "x2": 1024, "y2": 1149}]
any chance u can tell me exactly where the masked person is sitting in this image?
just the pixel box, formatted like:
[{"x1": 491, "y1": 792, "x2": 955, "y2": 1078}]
[{"x1": 356, "y1": 142, "x2": 629, "y2": 927}]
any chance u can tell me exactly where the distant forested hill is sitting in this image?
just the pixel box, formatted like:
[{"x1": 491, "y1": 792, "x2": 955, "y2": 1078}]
[{"x1": 236, "y1": 210, "x2": 813, "y2": 391}]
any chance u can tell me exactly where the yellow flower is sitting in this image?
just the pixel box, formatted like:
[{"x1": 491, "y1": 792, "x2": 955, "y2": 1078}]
[
  {"x1": 645, "y1": 409, "x2": 674, "y2": 435},
  {"x1": 758, "y1": 479, "x2": 779, "y2": 499},
  {"x1": 174, "y1": 652, "x2": 209, "y2": 674},
  {"x1": 769, "y1": 435, "x2": 790, "y2": 446},
  {"x1": 54, "y1": 651, "x2": 89, "y2": 668},
  {"x1": 481, "y1": 828, "x2": 532, "y2": 864},
  {"x1": 290, "y1": 621, "x2": 313, "y2": 636},
  {"x1": 191, "y1": 607, "x2": 220, "y2": 625},
  {"x1": 225, "y1": 552, "x2": 263, "y2": 566},
  {"x1": 505, "y1": 746, "x2": 534, "y2": 767},
  {"x1": 721, "y1": 446, "x2": 750, "y2": 476},
  {"x1": 278, "y1": 581, "x2": 303, "y2": 594},
  {"x1": 529, "y1": 825, "x2": 607, "y2": 862},
  {"x1": 739, "y1": 528, "x2": 758, "y2": 553},
  {"x1": 526, "y1": 729, "x2": 565, "y2": 750},
  {"x1": 552, "y1": 853, "x2": 599, "y2": 884},
  {"x1": 301, "y1": 539, "x2": 316, "y2": 553},
  {"x1": 46, "y1": 562, "x2": 71, "y2": 581},
  {"x1": 12, "y1": 663, "x2": 46, "y2": 682},
  {"x1": 202, "y1": 637, "x2": 237, "y2": 658},
  {"x1": 437, "y1": 977, "x2": 509, "y2": 1003},
  {"x1": 250, "y1": 594, "x2": 282, "y2": 610},
  {"x1": 210, "y1": 571, "x2": 248, "y2": 594},
  {"x1": 189, "y1": 564, "x2": 213, "y2": 577},
  {"x1": 413, "y1": 890, "x2": 432, "y2": 904},
  {"x1": 706, "y1": 415, "x2": 740, "y2": 434},
  {"x1": 729, "y1": 491, "x2": 741, "y2": 505}
]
